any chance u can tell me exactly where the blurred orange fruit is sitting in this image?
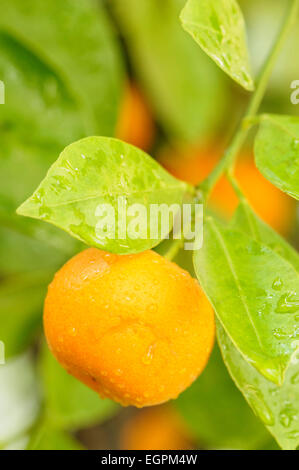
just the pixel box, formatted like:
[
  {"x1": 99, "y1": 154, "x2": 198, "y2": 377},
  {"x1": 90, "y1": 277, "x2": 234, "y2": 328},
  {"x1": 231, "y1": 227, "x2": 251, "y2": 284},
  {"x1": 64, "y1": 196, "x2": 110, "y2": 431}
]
[
  {"x1": 159, "y1": 145, "x2": 296, "y2": 236},
  {"x1": 44, "y1": 248, "x2": 215, "y2": 408},
  {"x1": 116, "y1": 82, "x2": 155, "y2": 150},
  {"x1": 120, "y1": 405, "x2": 193, "y2": 450}
]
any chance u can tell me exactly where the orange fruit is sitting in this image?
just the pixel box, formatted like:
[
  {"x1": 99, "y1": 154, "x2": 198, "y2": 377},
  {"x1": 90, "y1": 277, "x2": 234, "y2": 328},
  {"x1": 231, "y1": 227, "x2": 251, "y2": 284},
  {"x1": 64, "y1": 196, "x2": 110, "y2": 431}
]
[
  {"x1": 116, "y1": 82, "x2": 155, "y2": 151},
  {"x1": 120, "y1": 405, "x2": 193, "y2": 450},
  {"x1": 44, "y1": 249, "x2": 215, "y2": 408},
  {"x1": 159, "y1": 145, "x2": 296, "y2": 236}
]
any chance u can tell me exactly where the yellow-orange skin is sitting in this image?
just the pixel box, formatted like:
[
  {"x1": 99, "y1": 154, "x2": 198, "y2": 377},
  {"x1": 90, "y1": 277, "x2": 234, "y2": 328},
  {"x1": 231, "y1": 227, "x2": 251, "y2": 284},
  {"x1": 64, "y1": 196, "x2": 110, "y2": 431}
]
[
  {"x1": 120, "y1": 405, "x2": 193, "y2": 450},
  {"x1": 159, "y1": 146, "x2": 296, "y2": 236},
  {"x1": 44, "y1": 249, "x2": 215, "y2": 408},
  {"x1": 116, "y1": 82, "x2": 155, "y2": 151}
]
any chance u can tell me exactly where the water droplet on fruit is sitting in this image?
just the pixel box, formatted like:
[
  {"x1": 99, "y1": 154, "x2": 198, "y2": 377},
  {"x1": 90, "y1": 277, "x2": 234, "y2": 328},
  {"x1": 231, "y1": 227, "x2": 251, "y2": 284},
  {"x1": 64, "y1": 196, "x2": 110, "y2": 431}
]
[
  {"x1": 147, "y1": 304, "x2": 158, "y2": 313},
  {"x1": 142, "y1": 344, "x2": 155, "y2": 365}
]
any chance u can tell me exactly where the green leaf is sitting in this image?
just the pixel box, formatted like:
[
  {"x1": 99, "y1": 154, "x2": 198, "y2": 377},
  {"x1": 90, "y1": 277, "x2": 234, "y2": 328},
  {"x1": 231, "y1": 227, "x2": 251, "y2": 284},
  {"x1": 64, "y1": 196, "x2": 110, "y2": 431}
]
[
  {"x1": 17, "y1": 137, "x2": 188, "y2": 254},
  {"x1": 218, "y1": 322, "x2": 299, "y2": 450},
  {"x1": 0, "y1": 353, "x2": 40, "y2": 446},
  {"x1": 0, "y1": 0, "x2": 124, "y2": 137},
  {"x1": 225, "y1": 201, "x2": 299, "y2": 448},
  {"x1": 180, "y1": 0, "x2": 254, "y2": 91},
  {"x1": 40, "y1": 343, "x2": 118, "y2": 431},
  {"x1": 0, "y1": 272, "x2": 51, "y2": 359},
  {"x1": 175, "y1": 345, "x2": 271, "y2": 450},
  {"x1": 193, "y1": 216, "x2": 299, "y2": 385},
  {"x1": 231, "y1": 201, "x2": 299, "y2": 272},
  {"x1": 255, "y1": 114, "x2": 299, "y2": 200},
  {"x1": 28, "y1": 428, "x2": 84, "y2": 450},
  {"x1": 112, "y1": 0, "x2": 229, "y2": 143}
]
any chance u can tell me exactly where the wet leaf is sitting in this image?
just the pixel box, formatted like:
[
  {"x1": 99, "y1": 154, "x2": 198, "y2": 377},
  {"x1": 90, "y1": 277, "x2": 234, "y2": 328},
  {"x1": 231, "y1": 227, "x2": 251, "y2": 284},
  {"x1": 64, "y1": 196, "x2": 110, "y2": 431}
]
[
  {"x1": 180, "y1": 0, "x2": 254, "y2": 90},
  {"x1": 221, "y1": 201, "x2": 299, "y2": 449},
  {"x1": 255, "y1": 114, "x2": 299, "y2": 200},
  {"x1": 218, "y1": 322, "x2": 299, "y2": 450},
  {"x1": 40, "y1": 343, "x2": 118, "y2": 431},
  {"x1": 231, "y1": 201, "x2": 299, "y2": 271},
  {"x1": 17, "y1": 137, "x2": 189, "y2": 254},
  {"x1": 193, "y1": 216, "x2": 299, "y2": 385}
]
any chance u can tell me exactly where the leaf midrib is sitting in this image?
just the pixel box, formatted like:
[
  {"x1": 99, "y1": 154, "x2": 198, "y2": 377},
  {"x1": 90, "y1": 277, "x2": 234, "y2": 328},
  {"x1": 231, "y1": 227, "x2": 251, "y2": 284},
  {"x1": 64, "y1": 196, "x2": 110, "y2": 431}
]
[{"x1": 209, "y1": 218, "x2": 265, "y2": 351}]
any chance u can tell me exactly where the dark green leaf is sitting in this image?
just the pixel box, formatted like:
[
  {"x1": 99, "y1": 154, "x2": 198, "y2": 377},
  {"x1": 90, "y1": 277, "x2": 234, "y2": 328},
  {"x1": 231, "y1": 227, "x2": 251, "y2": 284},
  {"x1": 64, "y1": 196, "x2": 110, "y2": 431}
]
[
  {"x1": 0, "y1": 0, "x2": 124, "y2": 137},
  {"x1": 112, "y1": 0, "x2": 228, "y2": 143},
  {"x1": 180, "y1": 0, "x2": 254, "y2": 90},
  {"x1": 17, "y1": 137, "x2": 189, "y2": 254},
  {"x1": 176, "y1": 345, "x2": 271, "y2": 449},
  {"x1": 193, "y1": 216, "x2": 299, "y2": 385},
  {"x1": 218, "y1": 322, "x2": 299, "y2": 450},
  {"x1": 255, "y1": 114, "x2": 299, "y2": 200},
  {"x1": 40, "y1": 343, "x2": 118, "y2": 430}
]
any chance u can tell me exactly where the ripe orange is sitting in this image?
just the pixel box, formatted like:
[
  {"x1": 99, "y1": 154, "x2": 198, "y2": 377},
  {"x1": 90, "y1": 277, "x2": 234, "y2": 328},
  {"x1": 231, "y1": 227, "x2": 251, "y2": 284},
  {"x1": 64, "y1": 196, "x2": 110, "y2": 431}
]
[
  {"x1": 116, "y1": 82, "x2": 155, "y2": 151},
  {"x1": 159, "y1": 145, "x2": 296, "y2": 236},
  {"x1": 44, "y1": 249, "x2": 215, "y2": 408},
  {"x1": 120, "y1": 405, "x2": 193, "y2": 450}
]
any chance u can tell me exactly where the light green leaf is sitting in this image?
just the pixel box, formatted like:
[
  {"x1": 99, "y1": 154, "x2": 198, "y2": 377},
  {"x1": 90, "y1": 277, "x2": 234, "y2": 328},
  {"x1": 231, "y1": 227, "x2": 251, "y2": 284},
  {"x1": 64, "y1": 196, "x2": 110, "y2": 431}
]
[
  {"x1": 176, "y1": 345, "x2": 271, "y2": 450},
  {"x1": 193, "y1": 216, "x2": 299, "y2": 385},
  {"x1": 28, "y1": 428, "x2": 84, "y2": 450},
  {"x1": 255, "y1": 114, "x2": 299, "y2": 200},
  {"x1": 225, "y1": 201, "x2": 299, "y2": 449},
  {"x1": 180, "y1": 0, "x2": 254, "y2": 91},
  {"x1": 0, "y1": 353, "x2": 40, "y2": 446},
  {"x1": 41, "y1": 343, "x2": 118, "y2": 431},
  {"x1": 218, "y1": 322, "x2": 299, "y2": 450},
  {"x1": 112, "y1": 0, "x2": 228, "y2": 143},
  {"x1": 231, "y1": 201, "x2": 299, "y2": 271},
  {"x1": 17, "y1": 137, "x2": 189, "y2": 254}
]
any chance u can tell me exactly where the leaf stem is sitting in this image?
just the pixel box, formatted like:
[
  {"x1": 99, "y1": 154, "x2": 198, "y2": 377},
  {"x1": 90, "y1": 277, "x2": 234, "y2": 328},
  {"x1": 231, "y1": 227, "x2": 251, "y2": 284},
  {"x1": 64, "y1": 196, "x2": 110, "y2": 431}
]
[{"x1": 199, "y1": 0, "x2": 299, "y2": 199}]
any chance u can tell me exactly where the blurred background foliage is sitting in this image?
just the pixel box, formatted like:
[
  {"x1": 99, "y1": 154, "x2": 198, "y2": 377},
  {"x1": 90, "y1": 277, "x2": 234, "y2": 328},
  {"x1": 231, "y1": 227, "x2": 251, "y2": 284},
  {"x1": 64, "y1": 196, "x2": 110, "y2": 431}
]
[{"x1": 0, "y1": 0, "x2": 297, "y2": 450}]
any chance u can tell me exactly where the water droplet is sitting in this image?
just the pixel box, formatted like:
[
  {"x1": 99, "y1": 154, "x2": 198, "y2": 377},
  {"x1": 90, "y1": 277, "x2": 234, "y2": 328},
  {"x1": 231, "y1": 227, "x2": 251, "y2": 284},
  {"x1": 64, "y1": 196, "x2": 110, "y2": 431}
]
[
  {"x1": 244, "y1": 386, "x2": 275, "y2": 426},
  {"x1": 275, "y1": 292, "x2": 299, "y2": 314},
  {"x1": 272, "y1": 278, "x2": 283, "y2": 291},
  {"x1": 142, "y1": 344, "x2": 155, "y2": 365},
  {"x1": 69, "y1": 327, "x2": 77, "y2": 337},
  {"x1": 158, "y1": 385, "x2": 165, "y2": 393},
  {"x1": 279, "y1": 404, "x2": 297, "y2": 428},
  {"x1": 292, "y1": 139, "x2": 299, "y2": 151},
  {"x1": 147, "y1": 304, "x2": 158, "y2": 313},
  {"x1": 287, "y1": 431, "x2": 299, "y2": 439},
  {"x1": 279, "y1": 411, "x2": 292, "y2": 428}
]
